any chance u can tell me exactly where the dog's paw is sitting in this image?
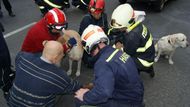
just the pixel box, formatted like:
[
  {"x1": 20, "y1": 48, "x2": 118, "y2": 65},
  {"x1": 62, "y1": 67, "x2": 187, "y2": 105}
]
[
  {"x1": 154, "y1": 58, "x2": 159, "y2": 62},
  {"x1": 67, "y1": 70, "x2": 72, "y2": 76},
  {"x1": 169, "y1": 60, "x2": 174, "y2": 65},
  {"x1": 75, "y1": 70, "x2": 80, "y2": 77}
]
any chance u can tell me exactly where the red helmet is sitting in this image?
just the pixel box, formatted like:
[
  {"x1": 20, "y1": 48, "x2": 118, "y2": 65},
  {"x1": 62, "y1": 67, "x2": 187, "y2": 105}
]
[
  {"x1": 89, "y1": 0, "x2": 105, "y2": 14},
  {"x1": 45, "y1": 8, "x2": 68, "y2": 30}
]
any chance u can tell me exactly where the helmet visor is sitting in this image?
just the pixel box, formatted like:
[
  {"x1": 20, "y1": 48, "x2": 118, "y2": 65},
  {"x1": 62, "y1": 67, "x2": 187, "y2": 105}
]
[
  {"x1": 51, "y1": 22, "x2": 68, "y2": 31},
  {"x1": 82, "y1": 37, "x2": 108, "y2": 54}
]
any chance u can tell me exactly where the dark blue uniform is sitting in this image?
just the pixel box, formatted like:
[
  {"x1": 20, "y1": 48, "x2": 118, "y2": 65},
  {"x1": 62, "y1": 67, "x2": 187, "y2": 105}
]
[
  {"x1": 79, "y1": 13, "x2": 109, "y2": 68},
  {"x1": 0, "y1": 22, "x2": 15, "y2": 98},
  {"x1": 122, "y1": 23, "x2": 155, "y2": 75},
  {"x1": 76, "y1": 46, "x2": 144, "y2": 107}
]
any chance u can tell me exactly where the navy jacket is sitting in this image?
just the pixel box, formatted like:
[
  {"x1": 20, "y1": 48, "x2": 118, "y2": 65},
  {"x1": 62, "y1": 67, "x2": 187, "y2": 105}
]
[
  {"x1": 122, "y1": 23, "x2": 155, "y2": 70},
  {"x1": 82, "y1": 46, "x2": 144, "y2": 106}
]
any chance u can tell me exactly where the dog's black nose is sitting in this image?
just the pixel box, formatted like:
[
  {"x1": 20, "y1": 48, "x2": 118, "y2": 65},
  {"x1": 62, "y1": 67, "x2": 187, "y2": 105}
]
[{"x1": 186, "y1": 42, "x2": 189, "y2": 47}]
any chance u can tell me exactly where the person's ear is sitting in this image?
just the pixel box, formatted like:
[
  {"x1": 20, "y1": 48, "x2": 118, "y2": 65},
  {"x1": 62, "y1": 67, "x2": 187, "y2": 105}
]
[{"x1": 42, "y1": 40, "x2": 48, "y2": 46}]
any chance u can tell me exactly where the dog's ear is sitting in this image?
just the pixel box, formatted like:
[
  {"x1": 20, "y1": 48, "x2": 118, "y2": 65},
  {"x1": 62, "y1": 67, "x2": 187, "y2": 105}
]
[{"x1": 169, "y1": 36, "x2": 177, "y2": 45}]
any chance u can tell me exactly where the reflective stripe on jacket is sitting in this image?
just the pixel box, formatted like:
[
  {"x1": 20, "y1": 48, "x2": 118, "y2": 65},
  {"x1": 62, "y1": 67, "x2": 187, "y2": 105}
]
[
  {"x1": 82, "y1": 46, "x2": 144, "y2": 106},
  {"x1": 123, "y1": 22, "x2": 155, "y2": 68}
]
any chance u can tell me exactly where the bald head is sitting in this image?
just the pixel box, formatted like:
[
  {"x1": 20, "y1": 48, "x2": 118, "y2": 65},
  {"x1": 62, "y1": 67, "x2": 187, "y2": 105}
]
[{"x1": 42, "y1": 40, "x2": 64, "y2": 64}]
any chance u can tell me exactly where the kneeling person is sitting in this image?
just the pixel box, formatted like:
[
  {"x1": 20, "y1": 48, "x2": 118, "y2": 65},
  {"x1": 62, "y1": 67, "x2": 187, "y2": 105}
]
[
  {"x1": 75, "y1": 25, "x2": 144, "y2": 107},
  {"x1": 8, "y1": 41, "x2": 82, "y2": 106}
]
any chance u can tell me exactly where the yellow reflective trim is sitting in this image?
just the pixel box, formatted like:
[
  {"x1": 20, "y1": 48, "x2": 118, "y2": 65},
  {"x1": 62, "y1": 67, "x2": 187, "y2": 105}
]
[
  {"x1": 127, "y1": 21, "x2": 141, "y2": 32},
  {"x1": 136, "y1": 34, "x2": 153, "y2": 52},
  {"x1": 39, "y1": 6, "x2": 45, "y2": 9},
  {"x1": 44, "y1": 0, "x2": 62, "y2": 8},
  {"x1": 107, "y1": 28, "x2": 114, "y2": 35},
  {"x1": 138, "y1": 58, "x2": 154, "y2": 67},
  {"x1": 141, "y1": 25, "x2": 148, "y2": 38},
  {"x1": 106, "y1": 49, "x2": 119, "y2": 62}
]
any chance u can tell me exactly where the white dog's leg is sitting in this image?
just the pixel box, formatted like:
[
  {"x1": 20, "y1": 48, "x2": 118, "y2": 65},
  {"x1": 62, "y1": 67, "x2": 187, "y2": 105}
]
[
  {"x1": 75, "y1": 59, "x2": 81, "y2": 77},
  {"x1": 154, "y1": 49, "x2": 162, "y2": 62},
  {"x1": 67, "y1": 59, "x2": 72, "y2": 76},
  {"x1": 169, "y1": 51, "x2": 175, "y2": 65}
]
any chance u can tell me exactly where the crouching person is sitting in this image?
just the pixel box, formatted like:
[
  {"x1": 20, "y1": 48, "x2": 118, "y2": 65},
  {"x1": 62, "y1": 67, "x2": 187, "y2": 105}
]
[
  {"x1": 75, "y1": 25, "x2": 144, "y2": 107},
  {"x1": 8, "y1": 41, "x2": 82, "y2": 106}
]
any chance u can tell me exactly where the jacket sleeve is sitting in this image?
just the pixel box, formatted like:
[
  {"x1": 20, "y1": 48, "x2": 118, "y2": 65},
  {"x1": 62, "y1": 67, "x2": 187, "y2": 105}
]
[
  {"x1": 123, "y1": 31, "x2": 141, "y2": 56},
  {"x1": 82, "y1": 62, "x2": 115, "y2": 105},
  {"x1": 48, "y1": 68, "x2": 82, "y2": 95}
]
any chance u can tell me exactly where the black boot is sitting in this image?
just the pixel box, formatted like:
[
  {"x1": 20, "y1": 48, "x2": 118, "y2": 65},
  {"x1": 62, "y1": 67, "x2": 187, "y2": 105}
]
[
  {"x1": 149, "y1": 71, "x2": 155, "y2": 78},
  {"x1": 9, "y1": 12, "x2": 15, "y2": 17},
  {"x1": 0, "y1": 10, "x2": 3, "y2": 18},
  {"x1": 149, "y1": 66, "x2": 155, "y2": 78}
]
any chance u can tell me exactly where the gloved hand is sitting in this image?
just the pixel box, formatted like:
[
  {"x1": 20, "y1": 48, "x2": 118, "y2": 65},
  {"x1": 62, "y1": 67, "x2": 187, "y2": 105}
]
[{"x1": 67, "y1": 37, "x2": 77, "y2": 48}]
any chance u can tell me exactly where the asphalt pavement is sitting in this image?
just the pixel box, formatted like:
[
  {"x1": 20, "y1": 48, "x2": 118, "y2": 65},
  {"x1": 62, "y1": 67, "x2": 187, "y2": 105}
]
[{"x1": 0, "y1": 0, "x2": 190, "y2": 107}]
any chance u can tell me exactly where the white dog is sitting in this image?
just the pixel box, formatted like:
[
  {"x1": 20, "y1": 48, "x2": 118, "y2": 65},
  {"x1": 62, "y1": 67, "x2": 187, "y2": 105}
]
[
  {"x1": 154, "y1": 33, "x2": 189, "y2": 65},
  {"x1": 62, "y1": 30, "x2": 84, "y2": 76}
]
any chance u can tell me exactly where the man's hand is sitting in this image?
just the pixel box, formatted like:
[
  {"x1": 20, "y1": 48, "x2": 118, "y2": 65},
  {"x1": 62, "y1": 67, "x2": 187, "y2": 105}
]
[{"x1": 75, "y1": 88, "x2": 89, "y2": 101}]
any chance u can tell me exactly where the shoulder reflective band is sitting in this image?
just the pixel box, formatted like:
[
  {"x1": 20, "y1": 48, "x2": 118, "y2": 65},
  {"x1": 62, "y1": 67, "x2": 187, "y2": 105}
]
[
  {"x1": 136, "y1": 34, "x2": 153, "y2": 52},
  {"x1": 106, "y1": 49, "x2": 119, "y2": 62},
  {"x1": 44, "y1": 0, "x2": 62, "y2": 8},
  {"x1": 126, "y1": 21, "x2": 141, "y2": 32},
  {"x1": 138, "y1": 58, "x2": 154, "y2": 67}
]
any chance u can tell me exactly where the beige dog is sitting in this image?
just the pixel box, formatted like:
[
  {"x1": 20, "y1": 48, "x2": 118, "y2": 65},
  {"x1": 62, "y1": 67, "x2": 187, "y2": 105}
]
[
  {"x1": 154, "y1": 33, "x2": 189, "y2": 65},
  {"x1": 62, "y1": 30, "x2": 84, "y2": 76}
]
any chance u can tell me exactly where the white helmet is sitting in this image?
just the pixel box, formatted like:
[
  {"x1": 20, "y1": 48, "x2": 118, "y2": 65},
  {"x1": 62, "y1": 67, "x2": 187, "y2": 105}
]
[
  {"x1": 110, "y1": 3, "x2": 135, "y2": 29},
  {"x1": 81, "y1": 25, "x2": 109, "y2": 54}
]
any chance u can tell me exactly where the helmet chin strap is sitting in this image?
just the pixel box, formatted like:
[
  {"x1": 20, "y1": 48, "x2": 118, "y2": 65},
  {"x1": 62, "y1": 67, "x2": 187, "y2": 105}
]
[{"x1": 91, "y1": 44, "x2": 101, "y2": 62}]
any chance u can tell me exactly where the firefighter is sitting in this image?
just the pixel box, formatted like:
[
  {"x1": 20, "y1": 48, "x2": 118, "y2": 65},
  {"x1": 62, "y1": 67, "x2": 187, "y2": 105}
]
[
  {"x1": 79, "y1": 0, "x2": 108, "y2": 68},
  {"x1": 33, "y1": 0, "x2": 70, "y2": 15},
  {"x1": 75, "y1": 25, "x2": 144, "y2": 107},
  {"x1": 21, "y1": 8, "x2": 77, "y2": 54},
  {"x1": 110, "y1": 3, "x2": 155, "y2": 78}
]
